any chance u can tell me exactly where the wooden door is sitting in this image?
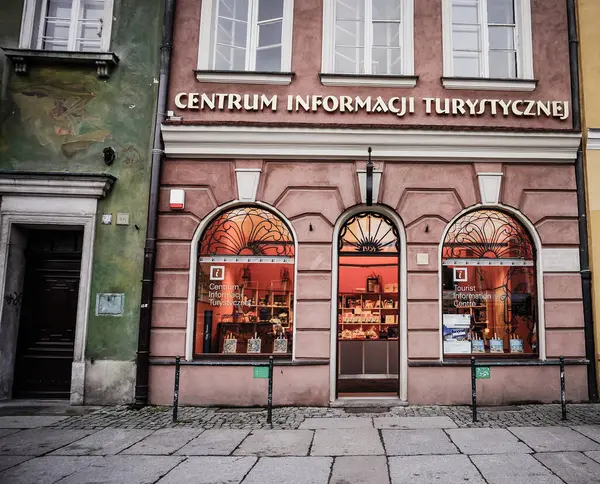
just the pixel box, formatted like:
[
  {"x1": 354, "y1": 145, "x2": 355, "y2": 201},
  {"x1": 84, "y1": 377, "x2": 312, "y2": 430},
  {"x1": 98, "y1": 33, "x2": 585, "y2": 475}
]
[{"x1": 13, "y1": 230, "x2": 83, "y2": 399}]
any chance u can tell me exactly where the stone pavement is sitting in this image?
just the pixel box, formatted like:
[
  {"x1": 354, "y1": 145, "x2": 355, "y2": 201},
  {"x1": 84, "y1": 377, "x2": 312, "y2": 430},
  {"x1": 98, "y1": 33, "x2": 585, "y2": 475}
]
[{"x1": 0, "y1": 402, "x2": 600, "y2": 483}]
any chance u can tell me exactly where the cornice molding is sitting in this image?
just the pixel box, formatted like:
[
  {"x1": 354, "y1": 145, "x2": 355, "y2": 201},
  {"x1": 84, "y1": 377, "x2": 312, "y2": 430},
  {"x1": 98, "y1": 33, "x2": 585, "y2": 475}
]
[
  {"x1": 161, "y1": 125, "x2": 581, "y2": 163},
  {"x1": 587, "y1": 128, "x2": 600, "y2": 150},
  {"x1": 0, "y1": 172, "x2": 116, "y2": 198}
]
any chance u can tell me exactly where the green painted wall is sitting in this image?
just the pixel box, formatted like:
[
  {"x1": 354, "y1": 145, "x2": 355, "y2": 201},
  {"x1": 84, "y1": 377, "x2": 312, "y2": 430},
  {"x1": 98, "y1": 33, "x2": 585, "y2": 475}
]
[{"x1": 0, "y1": 0, "x2": 164, "y2": 362}]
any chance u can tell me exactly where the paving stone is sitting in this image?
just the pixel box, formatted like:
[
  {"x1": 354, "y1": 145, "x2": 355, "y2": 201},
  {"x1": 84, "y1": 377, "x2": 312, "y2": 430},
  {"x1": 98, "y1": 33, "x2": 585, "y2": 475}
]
[
  {"x1": 536, "y1": 452, "x2": 600, "y2": 484},
  {"x1": 0, "y1": 429, "x2": 21, "y2": 438},
  {"x1": 374, "y1": 417, "x2": 457, "y2": 429},
  {"x1": 234, "y1": 430, "x2": 313, "y2": 456},
  {"x1": 242, "y1": 457, "x2": 332, "y2": 484},
  {"x1": 382, "y1": 429, "x2": 459, "y2": 455},
  {"x1": 311, "y1": 428, "x2": 384, "y2": 456},
  {"x1": 0, "y1": 456, "x2": 102, "y2": 484},
  {"x1": 0, "y1": 416, "x2": 68, "y2": 428},
  {"x1": 56, "y1": 455, "x2": 184, "y2": 484},
  {"x1": 585, "y1": 451, "x2": 600, "y2": 464},
  {"x1": 509, "y1": 426, "x2": 600, "y2": 452},
  {"x1": 52, "y1": 428, "x2": 154, "y2": 455},
  {"x1": 447, "y1": 428, "x2": 532, "y2": 454},
  {"x1": 299, "y1": 417, "x2": 373, "y2": 429},
  {"x1": 0, "y1": 455, "x2": 31, "y2": 472},
  {"x1": 330, "y1": 456, "x2": 389, "y2": 484},
  {"x1": 471, "y1": 453, "x2": 563, "y2": 484},
  {"x1": 572, "y1": 425, "x2": 600, "y2": 444},
  {"x1": 176, "y1": 429, "x2": 249, "y2": 455},
  {"x1": 389, "y1": 455, "x2": 486, "y2": 484},
  {"x1": 156, "y1": 456, "x2": 257, "y2": 484},
  {"x1": 0, "y1": 428, "x2": 94, "y2": 456},
  {"x1": 122, "y1": 428, "x2": 203, "y2": 455}
]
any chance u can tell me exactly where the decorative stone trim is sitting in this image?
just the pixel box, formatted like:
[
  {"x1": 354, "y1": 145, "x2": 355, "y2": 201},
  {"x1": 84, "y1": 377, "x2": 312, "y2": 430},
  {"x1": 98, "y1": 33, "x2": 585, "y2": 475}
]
[
  {"x1": 542, "y1": 248, "x2": 580, "y2": 273},
  {"x1": 0, "y1": 172, "x2": 116, "y2": 199},
  {"x1": 587, "y1": 128, "x2": 600, "y2": 150},
  {"x1": 235, "y1": 168, "x2": 261, "y2": 202},
  {"x1": 195, "y1": 70, "x2": 295, "y2": 85},
  {"x1": 477, "y1": 172, "x2": 503, "y2": 204},
  {"x1": 441, "y1": 77, "x2": 537, "y2": 92},
  {"x1": 319, "y1": 73, "x2": 418, "y2": 88},
  {"x1": 161, "y1": 125, "x2": 581, "y2": 163},
  {"x1": 1, "y1": 49, "x2": 119, "y2": 79}
]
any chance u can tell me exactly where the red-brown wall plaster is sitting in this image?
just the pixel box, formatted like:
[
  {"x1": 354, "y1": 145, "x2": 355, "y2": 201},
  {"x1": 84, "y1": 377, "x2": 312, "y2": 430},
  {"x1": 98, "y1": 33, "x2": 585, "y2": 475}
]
[{"x1": 168, "y1": 0, "x2": 572, "y2": 130}]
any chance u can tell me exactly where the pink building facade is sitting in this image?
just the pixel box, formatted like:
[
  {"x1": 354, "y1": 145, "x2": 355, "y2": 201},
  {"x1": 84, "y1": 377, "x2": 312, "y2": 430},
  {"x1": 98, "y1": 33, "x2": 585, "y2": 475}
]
[{"x1": 150, "y1": 0, "x2": 587, "y2": 406}]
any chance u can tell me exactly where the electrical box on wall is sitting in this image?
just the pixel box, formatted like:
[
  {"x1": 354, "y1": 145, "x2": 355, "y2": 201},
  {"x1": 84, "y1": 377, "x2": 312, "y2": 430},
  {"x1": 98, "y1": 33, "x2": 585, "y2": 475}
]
[{"x1": 170, "y1": 189, "x2": 185, "y2": 210}]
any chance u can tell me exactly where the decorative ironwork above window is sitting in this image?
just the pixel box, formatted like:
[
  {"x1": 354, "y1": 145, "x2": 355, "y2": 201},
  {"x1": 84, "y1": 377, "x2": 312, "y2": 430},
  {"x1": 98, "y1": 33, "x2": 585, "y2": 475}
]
[
  {"x1": 443, "y1": 210, "x2": 534, "y2": 260},
  {"x1": 199, "y1": 207, "x2": 294, "y2": 257},
  {"x1": 339, "y1": 212, "x2": 399, "y2": 254}
]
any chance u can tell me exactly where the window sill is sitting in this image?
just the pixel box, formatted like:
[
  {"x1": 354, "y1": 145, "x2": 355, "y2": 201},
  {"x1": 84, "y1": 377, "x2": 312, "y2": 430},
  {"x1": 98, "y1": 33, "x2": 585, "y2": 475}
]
[
  {"x1": 441, "y1": 77, "x2": 537, "y2": 92},
  {"x1": 1, "y1": 48, "x2": 119, "y2": 78},
  {"x1": 319, "y1": 72, "x2": 418, "y2": 88},
  {"x1": 195, "y1": 70, "x2": 295, "y2": 85}
]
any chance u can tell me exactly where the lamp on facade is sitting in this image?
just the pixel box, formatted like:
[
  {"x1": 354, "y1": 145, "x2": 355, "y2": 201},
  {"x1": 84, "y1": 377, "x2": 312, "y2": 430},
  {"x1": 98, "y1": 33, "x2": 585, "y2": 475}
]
[{"x1": 366, "y1": 146, "x2": 374, "y2": 206}]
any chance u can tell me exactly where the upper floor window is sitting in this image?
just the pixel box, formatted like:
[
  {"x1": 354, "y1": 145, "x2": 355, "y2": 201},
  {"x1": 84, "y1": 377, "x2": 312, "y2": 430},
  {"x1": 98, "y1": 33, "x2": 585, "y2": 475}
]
[
  {"x1": 19, "y1": 0, "x2": 113, "y2": 52},
  {"x1": 321, "y1": 0, "x2": 415, "y2": 86},
  {"x1": 442, "y1": 0, "x2": 535, "y2": 91},
  {"x1": 197, "y1": 0, "x2": 294, "y2": 84}
]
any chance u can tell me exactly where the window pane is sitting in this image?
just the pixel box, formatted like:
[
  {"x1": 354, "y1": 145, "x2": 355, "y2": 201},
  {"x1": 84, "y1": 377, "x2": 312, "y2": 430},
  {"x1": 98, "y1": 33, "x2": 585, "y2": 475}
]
[
  {"x1": 258, "y1": 0, "x2": 283, "y2": 21},
  {"x1": 336, "y1": 0, "x2": 364, "y2": 21},
  {"x1": 47, "y1": 0, "x2": 73, "y2": 19},
  {"x1": 453, "y1": 54, "x2": 480, "y2": 76},
  {"x1": 489, "y1": 50, "x2": 517, "y2": 78},
  {"x1": 195, "y1": 261, "x2": 295, "y2": 356},
  {"x1": 335, "y1": 46, "x2": 365, "y2": 74},
  {"x1": 372, "y1": 0, "x2": 401, "y2": 22},
  {"x1": 372, "y1": 47, "x2": 402, "y2": 74},
  {"x1": 487, "y1": 0, "x2": 514, "y2": 24},
  {"x1": 442, "y1": 265, "x2": 537, "y2": 356},
  {"x1": 77, "y1": 0, "x2": 105, "y2": 51},
  {"x1": 215, "y1": 44, "x2": 246, "y2": 70},
  {"x1": 373, "y1": 22, "x2": 401, "y2": 47},
  {"x1": 452, "y1": 28, "x2": 480, "y2": 51},
  {"x1": 217, "y1": 18, "x2": 248, "y2": 47},
  {"x1": 219, "y1": 0, "x2": 249, "y2": 21},
  {"x1": 256, "y1": 46, "x2": 282, "y2": 71},
  {"x1": 489, "y1": 26, "x2": 514, "y2": 50},
  {"x1": 452, "y1": 3, "x2": 479, "y2": 24},
  {"x1": 335, "y1": 20, "x2": 365, "y2": 47},
  {"x1": 258, "y1": 21, "x2": 282, "y2": 47}
]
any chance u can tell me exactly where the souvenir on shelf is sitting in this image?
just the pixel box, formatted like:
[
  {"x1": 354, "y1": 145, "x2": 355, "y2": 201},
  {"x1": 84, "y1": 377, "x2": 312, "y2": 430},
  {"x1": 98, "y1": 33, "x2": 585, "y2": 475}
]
[
  {"x1": 247, "y1": 333, "x2": 262, "y2": 353},
  {"x1": 509, "y1": 334, "x2": 524, "y2": 353},
  {"x1": 223, "y1": 333, "x2": 237, "y2": 354},
  {"x1": 273, "y1": 334, "x2": 288, "y2": 353},
  {"x1": 471, "y1": 334, "x2": 485, "y2": 353},
  {"x1": 489, "y1": 334, "x2": 504, "y2": 353}
]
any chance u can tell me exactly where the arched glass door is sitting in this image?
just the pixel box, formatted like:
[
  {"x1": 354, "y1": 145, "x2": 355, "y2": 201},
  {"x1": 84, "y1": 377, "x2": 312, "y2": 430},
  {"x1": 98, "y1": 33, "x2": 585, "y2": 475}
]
[{"x1": 336, "y1": 212, "x2": 401, "y2": 397}]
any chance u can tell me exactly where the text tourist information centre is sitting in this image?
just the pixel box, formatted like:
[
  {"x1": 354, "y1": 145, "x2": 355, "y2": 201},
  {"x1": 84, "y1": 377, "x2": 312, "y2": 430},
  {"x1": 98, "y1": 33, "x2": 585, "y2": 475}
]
[{"x1": 148, "y1": 0, "x2": 591, "y2": 406}]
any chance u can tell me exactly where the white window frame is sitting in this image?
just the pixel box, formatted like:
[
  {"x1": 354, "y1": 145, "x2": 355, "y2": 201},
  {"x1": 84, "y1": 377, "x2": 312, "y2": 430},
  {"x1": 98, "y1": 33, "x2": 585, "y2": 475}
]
[
  {"x1": 320, "y1": 0, "x2": 415, "y2": 88},
  {"x1": 19, "y1": 0, "x2": 114, "y2": 52},
  {"x1": 442, "y1": 0, "x2": 535, "y2": 91},
  {"x1": 197, "y1": 0, "x2": 294, "y2": 85}
]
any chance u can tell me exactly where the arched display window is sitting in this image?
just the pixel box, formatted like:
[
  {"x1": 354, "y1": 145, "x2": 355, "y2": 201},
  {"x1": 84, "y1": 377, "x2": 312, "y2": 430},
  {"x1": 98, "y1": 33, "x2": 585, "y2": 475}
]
[
  {"x1": 194, "y1": 206, "x2": 295, "y2": 357},
  {"x1": 441, "y1": 209, "x2": 538, "y2": 357},
  {"x1": 336, "y1": 211, "x2": 401, "y2": 396}
]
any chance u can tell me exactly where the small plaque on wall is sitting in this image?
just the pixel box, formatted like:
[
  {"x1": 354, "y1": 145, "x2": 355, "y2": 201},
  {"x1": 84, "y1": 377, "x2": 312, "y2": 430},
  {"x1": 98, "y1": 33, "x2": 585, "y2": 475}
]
[{"x1": 96, "y1": 293, "x2": 125, "y2": 316}]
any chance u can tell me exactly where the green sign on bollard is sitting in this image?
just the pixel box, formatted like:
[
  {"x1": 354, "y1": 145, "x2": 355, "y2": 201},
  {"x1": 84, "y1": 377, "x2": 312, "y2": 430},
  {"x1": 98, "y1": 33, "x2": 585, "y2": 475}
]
[
  {"x1": 253, "y1": 367, "x2": 269, "y2": 378},
  {"x1": 475, "y1": 367, "x2": 491, "y2": 379}
]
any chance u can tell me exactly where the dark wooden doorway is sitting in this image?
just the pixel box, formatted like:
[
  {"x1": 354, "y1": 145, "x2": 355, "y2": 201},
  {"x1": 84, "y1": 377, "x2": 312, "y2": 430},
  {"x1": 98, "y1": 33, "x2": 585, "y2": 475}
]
[{"x1": 13, "y1": 229, "x2": 83, "y2": 399}]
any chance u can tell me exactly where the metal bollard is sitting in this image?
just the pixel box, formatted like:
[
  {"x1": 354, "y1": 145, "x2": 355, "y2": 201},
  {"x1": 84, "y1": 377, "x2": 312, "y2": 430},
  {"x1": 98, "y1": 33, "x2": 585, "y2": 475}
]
[
  {"x1": 267, "y1": 356, "x2": 274, "y2": 425},
  {"x1": 173, "y1": 356, "x2": 181, "y2": 423},
  {"x1": 560, "y1": 356, "x2": 567, "y2": 420},
  {"x1": 471, "y1": 356, "x2": 477, "y2": 423}
]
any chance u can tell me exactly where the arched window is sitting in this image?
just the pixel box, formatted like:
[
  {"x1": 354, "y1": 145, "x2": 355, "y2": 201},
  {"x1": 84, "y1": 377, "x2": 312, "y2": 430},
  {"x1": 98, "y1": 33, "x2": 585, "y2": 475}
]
[
  {"x1": 195, "y1": 207, "x2": 295, "y2": 357},
  {"x1": 441, "y1": 210, "x2": 538, "y2": 357}
]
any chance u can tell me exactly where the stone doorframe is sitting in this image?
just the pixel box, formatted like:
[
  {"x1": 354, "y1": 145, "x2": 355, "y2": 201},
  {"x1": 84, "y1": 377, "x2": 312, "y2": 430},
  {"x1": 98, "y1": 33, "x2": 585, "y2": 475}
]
[
  {"x1": 329, "y1": 204, "x2": 409, "y2": 403},
  {"x1": 0, "y1": 173, "x2": 114, "y2": 404}
]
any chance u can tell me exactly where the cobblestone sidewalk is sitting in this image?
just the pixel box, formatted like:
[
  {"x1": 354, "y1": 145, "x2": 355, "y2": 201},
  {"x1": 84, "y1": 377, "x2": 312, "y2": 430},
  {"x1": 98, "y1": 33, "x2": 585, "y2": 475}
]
[{"x1": 48, "y1": 403, "x2": 600, "y2": 430}]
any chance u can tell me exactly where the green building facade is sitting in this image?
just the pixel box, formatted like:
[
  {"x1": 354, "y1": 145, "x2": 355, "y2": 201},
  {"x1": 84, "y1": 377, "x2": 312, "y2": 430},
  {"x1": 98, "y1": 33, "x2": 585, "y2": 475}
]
[{"x1": 0, "y1": 0, "x2": 163, "y2": 404}]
